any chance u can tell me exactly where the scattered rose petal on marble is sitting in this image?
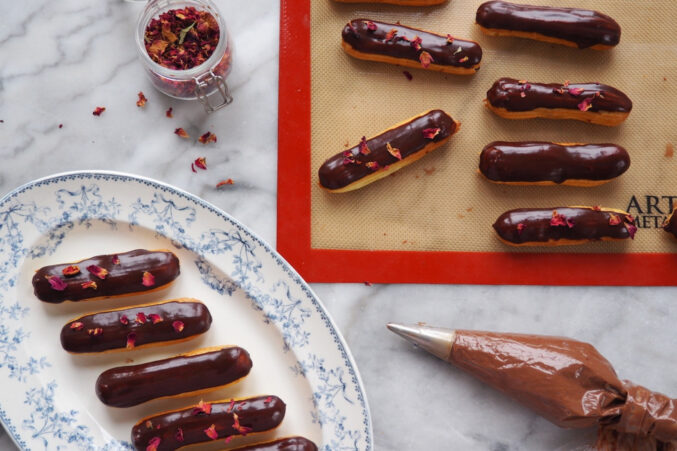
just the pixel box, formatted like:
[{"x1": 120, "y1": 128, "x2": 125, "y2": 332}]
[
  {"x1": 216, "y1": 179, "x2": 234, "y2": 188},
  {"x1": 136, "y1": 91, "x2": 148, "y2": 107},
  {"x1": 175, "y1": 128, "x2": 189, "y2": 138},
  {"x1": 198, "y1": 131, "x2": 217, "y2": 144},
  {"x1": 92, "y1": 107, "x2": 106, "y2": 116}
]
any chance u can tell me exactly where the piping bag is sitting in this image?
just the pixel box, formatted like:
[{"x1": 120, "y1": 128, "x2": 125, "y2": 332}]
[{"x1": 387, "y1": 323, "x2": 677, "y2": 448}]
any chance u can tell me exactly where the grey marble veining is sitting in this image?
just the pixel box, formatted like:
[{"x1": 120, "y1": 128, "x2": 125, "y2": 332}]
[{"x1": 1, "y1": 1, "x2": 676, "y2": 450}]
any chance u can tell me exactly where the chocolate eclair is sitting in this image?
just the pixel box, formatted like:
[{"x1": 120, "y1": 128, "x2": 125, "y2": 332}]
[
  {"x1": 33, "y1": 249, "x2": 180, "y2": 303},
  {"x1": 479, "y1": 142, "x2": 630, "y2": 186},
  {"x1": 132, "y1": 396, "x2": 286, "y2": 451},
  {"x1": 60, "y1": 299, "x2": 211, "y2": 354},
  {"x1": 96, "y1": 346, "x2": 252, "y2": 407},
  {"x1": 663, "y1": 208, "x2": 677, "y2": 239},
  {"x1": 485, "y1": 78, "x2": 632, "y2": 126},
  {"x1": 227, "y1": 436, "x2": 318, "y2": 451},
  {"x1": 493, "y1": 207, "x2": 637, "y2": 246},
  {"x1": 342, "y1": 19, "x2": 482, "y2": 75},
  {"x1": 476, "y1": 1, "x2": 621, "y2": 49},
  {"x1": 318, "y1": 110, "x2": 459, "y2": 192}
]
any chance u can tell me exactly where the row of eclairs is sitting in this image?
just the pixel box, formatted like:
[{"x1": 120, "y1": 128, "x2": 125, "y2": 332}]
[
  {"x1": 320, "y1": 0, "x2": 677, "y2": 246},
  {"x1": 33, "y1": 249, "x2": 317, "y2": 451}
]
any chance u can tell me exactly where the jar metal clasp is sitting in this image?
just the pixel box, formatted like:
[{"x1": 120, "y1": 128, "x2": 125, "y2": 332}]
[{"x1": 194, "y1": 70, "x2": 233, "y2": 113}]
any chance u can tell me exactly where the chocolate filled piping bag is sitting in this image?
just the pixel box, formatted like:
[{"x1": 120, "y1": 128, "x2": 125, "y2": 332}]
[{"x1": 387, "y1": 323, "x2": 677, "y2": 447}]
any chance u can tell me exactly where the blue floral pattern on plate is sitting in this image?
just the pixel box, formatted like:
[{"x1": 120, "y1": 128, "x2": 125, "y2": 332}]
[{"x1": 0, "y1": 172, "x2": 372, "y2": 450}]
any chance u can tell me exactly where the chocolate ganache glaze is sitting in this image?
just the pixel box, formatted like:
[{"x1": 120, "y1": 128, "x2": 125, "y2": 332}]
[
  {"x1": 479, "y1": 141, "x2": 630, "y2": 184},
  {"x1": 318, "y1": 110, "x2": 456, "y2": 190},
  {"x1": 486, "y1": 78, "x2": 632, "y2": 113},
  {"x1": 476, "y1": 1, "x2": 621, "y2": 49},
  {"x1": 342, "y1": 19, "x2": 482, "y2": 70},
  {"x1": 131, "y1": 396, "x2": 286, "y2": 451},
  {"x1": 493, "y1": 207, "x2": 636, "y2": 245},
  {"x1": 61, "y1": 299, "x2": 211, "y2": 353},
  {"x1": 664, "y1": 208, "x2": 677, "y2": 239},
  {"x1": 449, "y1": 330, "x2": 677, "y2": 443},
  {"x1": 96, "y1": 346, "x2": 252, "y2": 407},
  {"x1": 230, "y1": 436, "x2": 318, "y2": 451},
  {"x1": 33, "y1": 249, "x2": 180, "y2": 303}
]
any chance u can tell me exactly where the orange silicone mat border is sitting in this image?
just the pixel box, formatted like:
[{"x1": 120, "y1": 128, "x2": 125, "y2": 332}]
[{"x1": 276, "y1": 0, "x2": 676, "y2": 286}]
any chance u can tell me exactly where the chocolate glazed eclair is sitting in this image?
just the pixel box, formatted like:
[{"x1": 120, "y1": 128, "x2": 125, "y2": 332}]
[
  {"x1": 60, "y1": 299, "x2": 211, "y2": 354},
  {"x1": 493, "y1": 207, "x2": 637, "y2": 246},
  {"x1": 485, "y1": 78, "x2": 632, "y2": 126},
  {"x1": 476, "y1": 1, "x2": 621, "y2": 49},
  {"x1": 132, "y1": 396, "x2": 286, "y2": 451},
  {"x1": 96, "y1": 346, "x2": 252, "y2": 407},
  {"x1": 319, "y1": 110, "x2": 459, "y2": 192},
  {"x1": 228, "y1": 436, "x2": 319, "y2": 451},
  {"x1": 33, "y1": 249, "x2": 180, "y2": 303},
  {"x1": 342, "y1": 19, "x2": 482, "y2": 75},
  {"x1": 479, "y1": 142, "x2": 630, "y2": 186}
]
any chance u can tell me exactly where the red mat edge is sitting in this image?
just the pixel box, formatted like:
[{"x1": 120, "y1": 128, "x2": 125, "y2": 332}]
[{"x1": 276, "y1": 0, "x2": 676, "y2": 286}]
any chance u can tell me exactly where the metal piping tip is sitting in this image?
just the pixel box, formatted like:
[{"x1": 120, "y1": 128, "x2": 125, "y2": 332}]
[{"x1": 387, "y1": 322, "x2": 456, "y2": 361}]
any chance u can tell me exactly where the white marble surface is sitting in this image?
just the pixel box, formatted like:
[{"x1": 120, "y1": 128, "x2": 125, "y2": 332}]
[{"x1": 1, "y1": 1, "x2": 676, "y2": 450}]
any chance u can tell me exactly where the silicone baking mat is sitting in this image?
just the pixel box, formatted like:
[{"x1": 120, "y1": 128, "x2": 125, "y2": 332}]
[{"x1": 277, "y1": 0, "x2": 677, "y2": 285}]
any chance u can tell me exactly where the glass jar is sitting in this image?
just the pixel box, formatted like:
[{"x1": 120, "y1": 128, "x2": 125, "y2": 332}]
[{"x1": 135, "y1": 0, "x2": 233, "y2": 112}]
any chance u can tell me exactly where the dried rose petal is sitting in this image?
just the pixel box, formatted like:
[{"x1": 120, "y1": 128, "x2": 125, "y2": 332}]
[
  {"x1": 86, "y1": 265, "x2": 109, "y2": 280},
  {"x1": 146, "y1": 436, "x2": 161, "y2": 451},
  {"x1": 419, "y1": 51, "x2": 434, "y2": 68},
  {"x1": 359, "y1": 136, "x2": 371, "y2": 155},
  {"x1": 192, "y1": 400, "x2": 212, "y2": 415},
  {"x1": 58, "y1": 124, "x2": 63, "y2": 128},
  {"x1": 422, "y1": 128, "x2": 441, "y2": 140},
  {"x1": 225, "y1": 436, "x2": 233, "y2": 444},
  {"x1": 112, "y1": 255, "x2": 120, "y2": 265},
  {"x1": 136, "y1": 312, "x2": 147, "y2": 324},
  {"x1": 564, "y1": 80, "x2": 570, "y2": 87},
  {"x1": 386, "y1": 142, "x2": 402, "y2": 160},
  {"x1": 173, "y1": 320, "x2": 185, "y2": 332},
  {"x1": 47, "y1": 276, "x2": 67, "y2": 291},
  {"x1": 126, "y1": 332, "x2": 136, "y2": 349},
  {"x1": 568, "y1": 87, "x2": 584, "y2": 96},
  {"x1": 148, "y1": 313, "x2": 163, "y2": 324},
  {"x1": 363, "y1": 20, "x2": 377, "y2": 31},
  {"x1": 166, "y1": 107, "x2": 173, "y2": 118},
  {"x1": 136, "y1": 92, "x2": 148, "y2": 108},
  {"x1": 227, "y1": 399, "x2": 235, "y2": 413},
  {"x1": 88, "y1": 328, "x2": 103, "y2": 336},
  {"x1": 92, "y1": 107, "x2": 106, "y2": 116},
  {"x1": 198, "y1": 131, "x2": 217, "y2": 144},
  {"x1": 142, "y1": 271, "x2": 155, "y2": 287},
  {"x1": 516, "y1": 223, "x2": 525, "y2": 235},
  {"x1": 204, "y1": 424, "x2": 218, "y2": 440},
  {"x1": 264, "y1": 396, "x2": 273, "y2": 404},
  {"x1": 365, "y1": 161, "x2": 379, "y2": 171},
  {"x1": 626, "y1": 223, "x2": 637, "y2": 239},
  {"x1": 458, "y1": 56, "x2": 469, "y2": 63},
  {"x1": 216, "y1": 179, "x2": 234, "y2": 188},
  {"x1": 566, "y1": 218, "x2": 575, "y2": 228},
  {"x1": 145, "y1": 421, "x2": 153, "y2": 429},
  {"x1": 550, "y1": 210, "x2": 567, "y2": 227},
  {"x1": 578, "y1": 97, "x2": 593, "y2": 112},
  {"x1": 410, "y1": 36, "x2": 422, "y2": 51},
  {"x1": 70, "y1": 322, "x2": 84, "y2": 331},
  {"x1": 120, "y1": 315, "x2": 129, "y2": 325},
  {"x1": 403, "y1": 70, "x2": 413, "y2": 81},
  {"x1": 232, "y1": 413, "x2": 252, "y2": 436},
  {"x1": 446, "y1": 34, "x2": 454, "y2": 44},
  {"x1": 175, "y1": 428, "x2": 184, "y2": 442},
  {"x1": 62, "y1": 265, "x2": 80, "y2": 276},
  {"x1": 194, "y1": 157, "x2": 207, "y2": 170},
  {"x1": 81, "y1": 281, "x2": 97, "y2": 290},
  {"x1": 518, "y1": 79, "x2": 527, "y2": 84},
  {"x1": 385, "y1": 28, "x2": 398, "y2": 41},
  {"x1": 175, "y1": 128, "x2": 190, "y2": 138},
  {"x1": 593, "y1": 205, "x2": 602, "y2": 211},
  {"x1": 625, "y1": 214, "x2": 635, "y2": 224},
  {"x1": 609, "y1": 214, "x2": 622, "y2": 226},
  {"x1": 191, "y1": 163, "x2": 196, "y2": 173},
  {"x1": 520, "y1": 92, "x2": 526, "y2": 98}
]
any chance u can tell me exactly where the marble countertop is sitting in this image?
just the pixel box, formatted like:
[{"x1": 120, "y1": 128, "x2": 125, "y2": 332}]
[{"x1": 1, "y1": 1, "x2": 675, "y2": 450}]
